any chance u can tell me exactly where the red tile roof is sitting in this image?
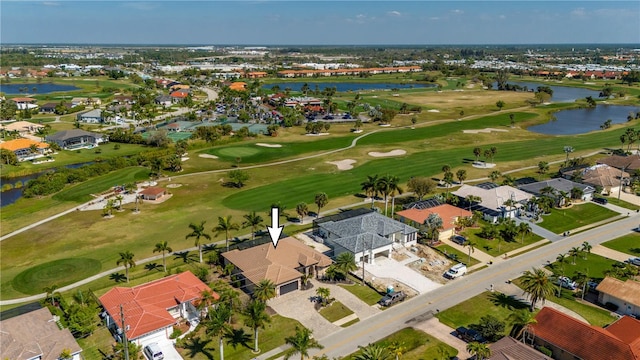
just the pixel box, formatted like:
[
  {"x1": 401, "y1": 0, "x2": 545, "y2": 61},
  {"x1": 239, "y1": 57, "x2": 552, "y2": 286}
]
[
  {"x1": 139, "y1": 186, "x2": 166, "y2": 196},
  {"x1": 396, "y1": 204, "x2": 472, "y2": 230},
  {"x1": 0, "y1": 138, "x2": 49, "y2": 152},
  {"x1": 9, "y1": 97, "x2": 37, "y2": 103},
  {"x1": 606, "y1": 316, "x2": 640, "y2": 357},
  {"x1": 99, "y1": 271, "x2": 217, "y2": 340},
  {"x1": 532, "y1": 307, "x2": 639, "y2": 360}
]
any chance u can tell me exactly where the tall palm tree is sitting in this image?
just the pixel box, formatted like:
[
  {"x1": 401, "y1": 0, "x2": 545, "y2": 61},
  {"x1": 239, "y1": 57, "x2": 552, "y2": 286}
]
[
  {"x1": 43, "y1": 284, "x2": 59, "y2": 306},
  {"x1": 283, "y1": 326, "x2": 323, "y2": 360},
  {"x1": 521, "y1": 267, "x2": 555, "y2": 311},
  {"x1": 253, "y1": 279, "x2": 277, "y2": 302},
  {"x1": 389, "y1": 341, "x2": 406, "y2": 360},
  {"x1": 117, "y1": 251, "x2": 136, "y2": 283},
  {"x1": 197, "y1": 289, "x2": 216, "y2": 320},
  {"x1": 489, "y1": 170, "x2": 501, "y2": 182},
  {"x1": 569, "y1": 247, "x2": 581, "y2": 265},
  {"x1": 467, "y1": 342, "x2": 491, "y2": 360},
  {"x1": 335, "y1": 252, "x2": 357, "y2": 276},
  {"x1": 354, "y1": 343, "x2": 392, "y2": 360},
  {"x1": 517, "y1": 222, "x2": 532, "y2": 244},
  {"x1": 465, "y1": 240, "x2": 477, "y2": 265},
  {"x1": 153, "y1": 240, "x2": 173, "y2": 272},
  {"x1": 314, "y1": 192, "x2": 328, "y2": 217},
  {"x1": 361, "y1": 174, "x2": 380, "y2": 209},
  {"x1": 186, "y1": 221, "x2": 211, "y2": 263},
  {"x1": 205, "y1": 303, "x2": 232, "y2": 360},
  {"x1": 316, "y1": 287, "x2": 331, "y2": 306},
  {"x1": 244, "y1": 299, "x2": 271, "y2": 353},
  {"x1": 214, "y1": 215, "x2": 240, "y2": 252},
  {"x1": 242, "y1": 211, "x2": 263, "y2": 240},
  {"x1": 574, "y1": 270, "x2": 590, "y2": 300},
  {"x1": 386, "y1": 175, "x2": 403, "y2": 217},
  {"x1": 507, "y1": 308, "x2": 537, "y2": 343},
  {"x1": 376, "y1": 175, "x2": 392, "y2": 216},
  {"x1": 296, "y1": 202, "x2": 309, "y2": 224},
  {"x1": 581, "y1": 241, "x2": 592, "y2": 260}
]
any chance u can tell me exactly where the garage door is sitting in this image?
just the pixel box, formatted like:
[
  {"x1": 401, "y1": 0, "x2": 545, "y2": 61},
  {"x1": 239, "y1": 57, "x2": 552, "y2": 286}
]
[{"x1": 279, "y1": 281, "x2": 299, "y2": 295}]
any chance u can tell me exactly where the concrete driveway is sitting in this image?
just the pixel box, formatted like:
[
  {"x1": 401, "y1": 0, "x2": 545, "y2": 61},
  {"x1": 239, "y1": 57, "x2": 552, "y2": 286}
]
[
  {"x1": 139, "y1": 331, "x2": 183, "y2": 360},
  {"x1": 412, "y1": 317, "x2": 471, "y2": 359}
]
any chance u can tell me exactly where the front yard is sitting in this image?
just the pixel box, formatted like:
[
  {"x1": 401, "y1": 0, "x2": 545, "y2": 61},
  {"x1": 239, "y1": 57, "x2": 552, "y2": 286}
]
[
  {"x1": 602, "y1": 233, "x2": 640, "y2": 256},
  {"x1": 343, "y1": 328, "x2": 457, "y2": 360},
  {"x1": 339, "y1": 276, "x2": 384, "y2": 306},
  {"x1": 318, "y1": 301, "x2": 354, "y2": 322},
  {"x1": 460, "y1": 222, "x2": 544, "y2": 257},
  {"x1": 537, "y1": 203, "x2": 620, "y2": 234}
]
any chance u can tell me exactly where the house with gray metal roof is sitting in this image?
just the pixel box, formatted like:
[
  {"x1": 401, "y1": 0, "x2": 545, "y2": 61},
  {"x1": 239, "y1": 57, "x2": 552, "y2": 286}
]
[
  {"x1": 76, "y1": 108, "x2": 103, "y2": 123},
  {"x1": 518, "y1": 178, "x2": 594, "y2": 202},
  {"x1": 315, "y1": 211, "x2": 417, "y2": 265},
  {"x1": 46, "y1": 129, "x2": 107, "y2": 150}
]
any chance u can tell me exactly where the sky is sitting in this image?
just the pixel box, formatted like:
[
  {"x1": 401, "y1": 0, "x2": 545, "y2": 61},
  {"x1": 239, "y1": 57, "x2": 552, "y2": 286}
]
[{"x1": 1, "y1": 1, "x2": 639, "y2": 45}]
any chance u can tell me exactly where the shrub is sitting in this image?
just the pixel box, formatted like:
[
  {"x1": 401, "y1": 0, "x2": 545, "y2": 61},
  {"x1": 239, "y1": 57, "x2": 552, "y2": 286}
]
[
  {"x1": 170, "y1": 327, "x2": 183, "y2": 339},
  {"x1": 536, "y1": 345, "x2": 553, "y2": 357}
]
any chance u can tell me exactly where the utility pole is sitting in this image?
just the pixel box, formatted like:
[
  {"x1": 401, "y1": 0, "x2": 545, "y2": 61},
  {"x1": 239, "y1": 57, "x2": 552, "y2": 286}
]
[{"x1": 120, "y1": 304, "x2": 129, "y2": 360}]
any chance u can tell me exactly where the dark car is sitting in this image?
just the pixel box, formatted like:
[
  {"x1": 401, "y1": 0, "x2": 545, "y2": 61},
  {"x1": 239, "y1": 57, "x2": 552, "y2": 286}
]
[
  {"x1": 456, "y1": 326, "x2": 486, "y2": 343},
  {"x1": 593, "y1": 197, "x2": 608, "y2": 205},
  {"x1": 378, "y1": 291, "x2": 406, "y2": 307},
  {"x1": 322, "y1": 115, "x2": 334, "y2": 120},
  {"x1": 451, "y1": 235, "x2": 467, "y2": 245}
]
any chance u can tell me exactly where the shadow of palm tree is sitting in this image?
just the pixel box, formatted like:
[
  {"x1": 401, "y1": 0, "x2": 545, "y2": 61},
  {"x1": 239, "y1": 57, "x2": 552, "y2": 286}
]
[
  {"x1": 144, "y1": 263, "x2": 163, "y2": 272},
  {"x1": 174, "y1": 251, "x2": 198, "y2": 263},
  {"x1": 109, "y1": 273, "x2": 127, "y2": 283},
  {"x1": 203, "y1": 244, "x2": 218, "y2": 252},
  {"x1": 183, "y1": 336, "x2": 215, "y2": 360},
  {"x1": 224, "y1": 328, "x2": 252, "y2": 350},
  {"x1": 489, "y1": 292, "x2": 529, "y2": 310}
]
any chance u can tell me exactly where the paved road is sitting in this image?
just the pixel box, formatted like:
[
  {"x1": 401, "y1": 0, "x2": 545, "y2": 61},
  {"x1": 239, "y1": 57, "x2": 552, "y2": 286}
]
[{"x1": 262, "y1": 213, "x2": 640, "y2": 359}]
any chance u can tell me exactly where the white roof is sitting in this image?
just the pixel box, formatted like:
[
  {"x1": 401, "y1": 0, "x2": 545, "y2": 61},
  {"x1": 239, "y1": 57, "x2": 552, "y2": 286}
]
[{"x1": 453, "y1": 184, "x2": 533, "y2": 212}]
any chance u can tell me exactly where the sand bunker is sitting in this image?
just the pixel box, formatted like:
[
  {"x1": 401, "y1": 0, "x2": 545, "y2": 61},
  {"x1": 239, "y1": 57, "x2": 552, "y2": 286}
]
[
  {"x1": 199, "y1": 154, "x2": 219, "y2": 159},
  {"x1": 327, "y1": 159, "x2": 356, "y2": 170},
  {"x1": 368, "y1": 149, "x2": 407, "y2": 157},
  {"x1": 427, "y1": 109, "x2": 440, "y2": 113},
  {"x1": 472, "y1": 161, "x2": 496, "y2": 169},
  {"x1": 256, "y1": 143, "x2": 282, "y2": 148},
  {"x1": 463, "y1": 128, "x2": 509, "y2": 134},
  {"x1": 166, "y1": 183, "x2": 182, "y2": 188}
]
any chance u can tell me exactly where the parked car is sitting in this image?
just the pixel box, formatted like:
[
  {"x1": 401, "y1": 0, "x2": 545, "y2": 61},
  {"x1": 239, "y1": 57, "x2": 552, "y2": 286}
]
[
  {"x1": 322, "y1": 115, "x2": 334, "y2": 120},
  {"x1": 143, "y1": 343, "x2": 164, "y2": 360},
  {"x1": 378, "y1": 291, "x2": 406, "y2": 306},
  {"x1": 557, "y1": 276, "x2": 578, "y2": 290},
  {"x1": 444, "y1": 263, "x2": 467, "y2": 279},
  {"x1": 451, "y1": 235, "x2": 467, "y2": 245},
  {"x1": 455, "y1": 326, "x2": 486, "y2": 343},
  {"x1": 628, "y1": 257, "x2": 640, "y2": 266},
  {"x1": 593, "y1": 197, "x2": 608, "y2": 205}
]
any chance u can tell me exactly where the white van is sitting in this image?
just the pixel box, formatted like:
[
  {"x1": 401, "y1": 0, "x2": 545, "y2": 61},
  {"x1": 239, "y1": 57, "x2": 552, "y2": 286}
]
[
  {"x1": 444, "y1": 263, "x2": 467, "y2": 279},
  {"x1": 143, "y1": 342, "x2": 164, "y2": 360}
]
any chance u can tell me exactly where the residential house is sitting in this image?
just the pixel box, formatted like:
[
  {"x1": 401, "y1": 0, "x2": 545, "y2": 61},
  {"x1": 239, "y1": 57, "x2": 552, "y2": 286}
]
[
  {"x1": 596, "y1": 277, "x2": 640, "y2": 317},
  {"x1": 565, "y1": 164, "x2": 630, "y2": 196},
  {"x1": 531, "y1": 307, "x2": 640, "y2": 360},
  {"x1": 99, "y1": 271, "x2": 217, "y2": 345},
  {"x1": 246, "y1": 71, "x2": 268, "y2": 78},
  {"x1": 222, "y1": 237, "x2": 332, "y2": 296},
  {"x1": 154, "y1": 95, "x2": 172, "y2": 107},
  {"x1": 314, "y1": 209, "x2": 418, "y2": 264},
  {"x1": 229, "y1": 82, "x2": 247, "y2": 91},
  {"x1": 112, "y1": 95, "x2": 134, "y2": 104},
  {"x1": 0, "y1": 307, "x2": 83, "y2": 360},
  {"x1": 1, "y1": 121, "x2": 44, "y2": 135},
  {"x1": 452, "y1": 183, "x2": 533, "y2": 223},
  {"x1": 0, "y1": 138, "x2": 50, "y2": 161},
  {"x1": 170, "y1": 90, "x2": 189, "y2": 103},
  {"x1": 159, "y1": 121, "x2": 194, "y2": 132},
  {"x1": 10, "y1": 97, "x2": 38, "y2": 110},
  {"x1": 518, "y1": 178, "x2": 595, "y2": 203},
  {"x1": 76, "y1": 109, "x2": 103, "y2": 123},
  {"x1": 39, "y1": 102, "x2": 71, "y2": 114},
  {"x1": 396, "y1": 204, "x2": 472, "y2": 241},
  {"x1": 487, "y1": 336, "x2": 552, "y2": 360},
  {"x1": 139, "y1": 187, "x2": 167, "y2": 201},
  {"x1": 597, "y1": 154, "x2": 640, "y2": 172},
  {"x1": 46, "y1": 129, "x2": 107, "y2": 149}
]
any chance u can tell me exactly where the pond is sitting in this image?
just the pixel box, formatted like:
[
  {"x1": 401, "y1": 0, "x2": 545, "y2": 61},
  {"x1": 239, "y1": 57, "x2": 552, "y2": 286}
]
[
  {"x1": 263, "y1": 82, "x2": 436, "y2": 92},
  {"x1": 528, "y1": 105, "x2": 640, "y2": 135},
  {"x1": 0, "y1": 82, "x2": 81, "y2": 94},
  {"x1": 492, "y1": 81, "x2": 602, "y2": 103}
]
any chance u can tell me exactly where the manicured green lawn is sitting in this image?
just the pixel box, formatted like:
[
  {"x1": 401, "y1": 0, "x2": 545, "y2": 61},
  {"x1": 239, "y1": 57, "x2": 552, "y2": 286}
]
[
  {"x1": 547, "y1": 252, "x2": 620, "y2": 282},
  {"x1": 436, "y1": 291, "x2": 529, "y2": 334},
  {"x1": 77, "y1": 324, "x2": 114, "y2": 360},
  {"x1": 318, "y1": 301, "x2": 354, "y2": 322},
  {"x1": 434, "y1": 244, "x2": 480, "y2": 266},
  {"x1": 549, "y1": 290, "x2": 617, "y2": 327},
  {"x1": 461, "y1": 225, "x2": 543, "y2": 257},
  {"x1": 12, "y1": 257, "x2": 102, "y2": 295},
  {"x1": 343, "y1": 328, "x2": 457, "y2": 360},
  {"x1": 52, "y1": 167, "x2": 150, "y2": 202},
  {"x1": 602, "y1": 233, "x2": 640, "y2": 256},
  {"x1": 339, "y1": 278, "x2": 384, "y2": 306},
  {"x1": 537, "y1": 203, "x2": 619, "y2": 234},
  {"x1": 604, "y1": 197, "x2": 640, "y2": 211}
]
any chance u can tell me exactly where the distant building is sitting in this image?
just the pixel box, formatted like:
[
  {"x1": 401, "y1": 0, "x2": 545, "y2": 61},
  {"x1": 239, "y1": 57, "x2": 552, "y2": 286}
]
[
  {"x1": 46, "y1": 129, "x2": 107, "y2": 149},
  {"x1": 0, "y1": 138, "x2": 50, "y2": 161},
  {"x1": 76, "y1": 109, "x2": 103, "y2": 123},
  {"x1": 452, "y1": 183, "x2": 533, "y2": 223}
]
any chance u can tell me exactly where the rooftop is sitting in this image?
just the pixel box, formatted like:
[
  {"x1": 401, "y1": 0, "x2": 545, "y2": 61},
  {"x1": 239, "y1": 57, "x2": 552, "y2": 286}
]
[
  {"x1": 596, "y1": 277, "x2": 640, "y2": 307},
  {"x1": 453, "y1": 184, "x2": 533, "y2": 212},
  {"x1": 0, "y1": 138, "x2": 49, "y2": 152},
  {"x1": 396, "y1": 204, "x2": 472, "y2": 230}
]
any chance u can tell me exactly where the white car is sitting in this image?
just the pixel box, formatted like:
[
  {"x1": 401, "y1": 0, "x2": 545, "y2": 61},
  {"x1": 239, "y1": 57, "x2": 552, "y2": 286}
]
[
  {"x1": 557, "y1": 276, "x2": 577, "y2": 290},
  {"x1": 628, "y1": 257, "x2": 640, "y2": 266},
  {"x1": 444, "y1": 263, "x2": 467, "y2": 279}
]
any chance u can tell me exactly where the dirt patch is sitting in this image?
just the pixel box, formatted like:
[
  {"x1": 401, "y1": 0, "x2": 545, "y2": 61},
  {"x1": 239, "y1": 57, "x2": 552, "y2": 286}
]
[
  {"x1": 368, "y1": 149, "x2": 407, "y2": 157},
  {"x1": 472, "y1": 161, "x2": 496, "y2": 169},
  {"x1": 256, "y1": 143, "x2": 282, "y2": 148},
  {"x1": 462, "y1": 128, "x2": 509, "y2": 134},
  {"x1": 406, "y1": 244, "x2": 454, "y2": 285},
  {"x1": 198, "y1": 154, "x2": 218, "y2": 159},
  {"x1": 166, "y1": 183, "x2": 182, "y2": 188},
  {"x1": 327, "y1": 159, "x2": 356, "y2": 170}
]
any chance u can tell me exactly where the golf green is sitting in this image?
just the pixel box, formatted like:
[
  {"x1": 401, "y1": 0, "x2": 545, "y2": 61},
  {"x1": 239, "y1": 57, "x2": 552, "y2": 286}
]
[
  {"x1": 12, "y1": 258, "x2": 102, "y2": 295},
  {"x1": 215, "y1": 146, "x2": 263, "y2": 158}
]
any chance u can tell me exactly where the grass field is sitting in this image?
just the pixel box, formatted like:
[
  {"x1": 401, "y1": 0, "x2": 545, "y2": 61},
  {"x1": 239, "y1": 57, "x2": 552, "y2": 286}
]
[
  {"x1": 537, "y1": 203, "x2": 620, "y2": 234},
  {"x1": 343, "y1": 328, "x2": 457, "y2": 360},
  {"x1": 339, "y1": 280, "x2": 384, "y2": 306},
  {"x1": 318, "y1": 301, "x2": 354, "y2": 322},
  {"x1": 461, "y1": 225, "x2": 544, "y2": 257},
  {"x1": 52, "y1": 167, "x2": 150, "y2": 202},
  {"x1": 12, "y1": 257, "x2": 101, "y2": 295},
  {"x1": 547, "y1": 252, "x2": 620, "y2": 282},
  {"x1": 601, "y1": 233, "x2": 640, "y2": 256}
]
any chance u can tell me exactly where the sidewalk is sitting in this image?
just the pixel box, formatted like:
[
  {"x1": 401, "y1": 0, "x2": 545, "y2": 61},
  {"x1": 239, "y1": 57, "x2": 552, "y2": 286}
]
[{"x1": 591, "y1": 244, "x2": 631, "y2": 262}]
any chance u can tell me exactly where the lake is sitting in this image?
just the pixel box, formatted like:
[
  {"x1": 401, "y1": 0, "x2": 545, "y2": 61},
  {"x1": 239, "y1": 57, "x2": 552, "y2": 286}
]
[
  {"x1": 0, "y1": 83, "x2": 81, "y2": 94},
  {"x1": 263, "y1": 82, "x2": 436, "y2": 92},
  {"x1": 528, "y1": 105, "x2": 640, "y2": 135},
  {"x1": 492, "y1": 81, "x2": 602, "y2": 103}
]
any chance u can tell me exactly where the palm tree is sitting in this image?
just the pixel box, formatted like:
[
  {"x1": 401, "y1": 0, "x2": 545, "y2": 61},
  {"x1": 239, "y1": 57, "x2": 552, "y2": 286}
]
[
  {"x1": 456, "y1": 169, "x2": 467, "y2": 184},
  {"x1": 115, "y1": 194, "x2": 124, "y2": 211},
  {"x1": 489, "y1": 170, "x2": 501, "y2": 182},
  {"x1": 538, "y1": 161, "x2": 549, "y2": 175},
  {"x1": 242, "y1": 211, "x2": 263, "y2": 240},
  {"x1": 517, "y1": 222, "x2": 532, "y2": 244},
  {"x1": 314, "y1": 192, "x2": 328, "y2": 217},
  {"x1": 43, "y1": 284, "x2": 59, "y2": 306},
  {"x1": 283, "y1": 326, "x2": 323, "y2": 360},
  {"x1": 153, "y1": 240, "x2": 173, "y2": 272},
  {"x1": 197, "y1": 289, "x2": 216, "y2": 320},
  {"x1": 521, "y1": 267, "x2": 555, "y2": 311},
  {"x1": 507, "y1": 308, "x2": 537, "y2": 343},
  {"x1": 466, "y1": 195, "x2": 482, "y2": 211},
  {"x1": 354, "y1": 343, "x2": 392, "y2": 360},
  {"x1": 581, "y1": 241, "x2": 592, "y2": 260},
  {"x1": 376, "y1": 175, "x2": 392, "y2": 216},
  {"x1": 214, "y1": 215, "x2": 240, "y2": 252},
  {"x1": 465, "y1": 240, "x2": 477, "y2": 265},
  {"x1": 205, "y1": 303, "x2": 232, "y2": 360},
  {"x1": 296, "y1": 202, "x2": 309, "y2": 224},
  {"x1": 466, "y1": 342, "x2": 491, "y2": 360},
  {"x1": 116, "y1": 251, "x2": 136, "y2": 283},
  {"x1": 569, "y1": 247, "x2": 581, "y2": 265},
  {"x1": 473, "y1": 147, "x2": 482, "y2": 163},
  {"x1": 361, "y1": 175, "x2": 380, "y2": 209},
  {"x1": 574, "y1": 270, "x2": 590, "y2": 300},
  {"x1": 316, "y1": 287, "x2": 331, "y2": 306},
  {"x1": 186, "y1": 221, "x2": 211, "y2": 263},
  {"x1": 244, "y1": 299, "x2": 271, "y2": 353},
  {"x1": 253, "y1": 279, "x2": 277, "y2": 302},
  {"x1": 424, "y1": 213, "x2": 443, "y2": 242},
  {"x1": 335, "y1": 252, "x2": 357, "y2": 276},
  {"x1": 389, "y1": 341, "x2": 406, "y2": 360},
  {"x1": 564, "y1": 145, "x2": 574, "y2": 162},
  {"x1": 386, "y1": 175, "x2": 403, "y2": 217}
]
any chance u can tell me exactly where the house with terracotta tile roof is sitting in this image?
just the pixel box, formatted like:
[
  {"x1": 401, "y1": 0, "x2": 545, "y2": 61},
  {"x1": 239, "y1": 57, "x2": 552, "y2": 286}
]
[
  {"x1": 99, "y1": 271, "x2": 217, "y2": 344},
  {"x1": 229, "y1": 82, "x2": 247, "y2": 91},
  {"x1": 531, "y1": 307, "x2": 640, "y2": 360},
  {"x1": 0, "y1": 307, "x2": 83, "y2": 360},
  {"x1": 139, "y1": 186, "x2": 167, "y2": 201},
  {"x1": 222, "y1": 237, "x2": 332, "y2": 296},
  {"x1": 567, "y1": 164, "x2": 630, "y2": 196},
  {"x1": 396, "y1": 204, "x2": 472, "y2": 241},
  {"x1": 596, "y1": 277, "x2": 640, "y2": 317},
  {"x1": 0, "y1": 138, "x2": 50, "y2": 161}
]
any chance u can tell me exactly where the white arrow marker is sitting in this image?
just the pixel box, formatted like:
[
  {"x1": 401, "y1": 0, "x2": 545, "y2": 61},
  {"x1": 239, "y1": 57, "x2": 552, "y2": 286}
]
[{"x1": 267, "y1": 207, "x2": 284, "y2": 248}]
